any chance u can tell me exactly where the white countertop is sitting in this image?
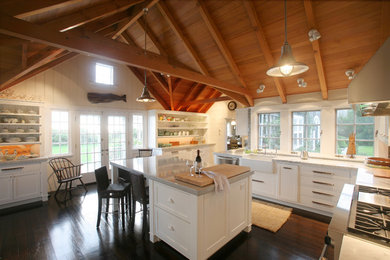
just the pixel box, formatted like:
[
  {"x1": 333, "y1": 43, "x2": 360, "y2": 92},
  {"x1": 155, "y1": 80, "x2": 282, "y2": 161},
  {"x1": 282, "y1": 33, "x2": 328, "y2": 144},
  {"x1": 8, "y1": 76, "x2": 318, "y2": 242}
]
[
  {"x1": 154, "y1": 143, "x2": 215, "y2": 151},
  {"x1": 0, "y1": 156, "x2": 48, "y2": 165},
  {"x1": 110, "y1": 156, "x2": 252, "y2": 195},
  {"x1": 340, "y1": 235, "x2": 390, "y2": 260}
]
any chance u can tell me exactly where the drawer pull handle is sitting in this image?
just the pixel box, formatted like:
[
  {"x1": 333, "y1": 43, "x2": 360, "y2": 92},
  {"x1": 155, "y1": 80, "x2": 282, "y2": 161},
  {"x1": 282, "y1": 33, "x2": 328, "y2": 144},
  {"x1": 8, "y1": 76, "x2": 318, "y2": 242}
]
[
  {"x1": 313, "y1": 170, "x2": 333, "y2": 175},
  {"x1": 312, "y1": 191, "x2": 334, "y2": 197},
  {"x1": 312, "y1": 201, "x2": 333, "y2": 208},
  {"x1": 168, "y1": 225, "x2": 175, "y2": 231},
  {"x1": 283, "y1": 167, "x2": 292, "y2": 170},
  {"x1": 312, "y1": 181, "x2": 334, "y2": 186},
  {"x1": 253, "y1": 180, "x2": 264, "y2": 183},
  {"x1": 1, "y1": 167, "x2": 24, "y2": 171},
  {"x1": 169, "y1": 198, "x2": 174, "y2": 203}
]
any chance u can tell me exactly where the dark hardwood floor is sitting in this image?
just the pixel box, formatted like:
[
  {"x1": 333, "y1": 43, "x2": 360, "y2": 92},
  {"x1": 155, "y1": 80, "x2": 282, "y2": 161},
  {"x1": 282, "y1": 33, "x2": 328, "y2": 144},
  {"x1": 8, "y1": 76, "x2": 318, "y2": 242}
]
[{"x1": 0, "y1": 185, "x2": 333, "y2": 260}]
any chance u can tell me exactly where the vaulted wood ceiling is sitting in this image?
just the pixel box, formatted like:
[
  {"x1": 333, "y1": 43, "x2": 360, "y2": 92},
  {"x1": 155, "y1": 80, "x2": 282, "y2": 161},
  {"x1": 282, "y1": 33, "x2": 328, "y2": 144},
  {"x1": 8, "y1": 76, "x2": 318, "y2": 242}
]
[{"x1": 0, "y1": 0, "x2": 389, "y2": 112}]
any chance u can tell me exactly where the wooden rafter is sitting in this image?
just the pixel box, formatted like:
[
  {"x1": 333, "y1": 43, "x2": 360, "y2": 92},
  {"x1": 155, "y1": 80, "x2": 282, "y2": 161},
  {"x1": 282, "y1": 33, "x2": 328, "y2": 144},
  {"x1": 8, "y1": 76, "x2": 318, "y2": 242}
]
[
  {"x1": 0, "y1": 34, "x2": 28, "y2": 45},
  {"x1": 111, "y1": 0, "x2": 160, "y2": 40},
  {"x1": 1, "y1": 0, "x2": 83, "y2": 19},
  {"x1": 82, "y1": 11, "x2": 132, "y2": 33},
  {"x1": 186, "y1": 85, "x2": 207, "y2": 112},
  {"x1": 176, "y1": 83, "x2": 202, "y2": 111},
  {"x1": 215, "y1": 88, "x2": 250, "y2": 107},
  {"x1": 381, "y1": 0, "x2": 390, "y2": 44},
  {"x1": 187, "y1": 96, "x2": 232, "y2": 105},
  {"x1": 167, "y1": 76, "x2": 174, "y2": 110},
  {"x1": 172, "y1": 78, "x2": 181, "y2": 92},
  {"x1": 0, "y1": 52, "x2": 77, "y2": 91},
  {"x1": 21, "y1": 43, "x2": 28, "y2": 69},
  {"x1": 157, "y1": 1, "x2": 208, "y2": 75},
  {"x1": 0, "y1": 47, "x2": 65, "y2": 89},
  {"x1": 128, "y1": 66, "x2": 170, "y2": 110},
  {"x1": 42, "y1": 0, "x2": 143, "y2": 32},
  {"x1": 199, "y1": 90, "x2": 221, "y2": 113},
  {"x1": 150, "y1": 72, "x2": 169, "y2": 95},
  {"x1": 243, "y1": 0, "x2": 287, "y2": 103},
  {"x1": 303, "y1": 0, "x2": 328, "y2": 100},
  {"x1": 0, "y1": 13, "x2": 251, "y2": 96},
  {"x1": 198, "y1": 0, "x2": 253, "y2": 107},
  {"x1": 137, "y1": 20, "x2": 167, "y2": 56}
]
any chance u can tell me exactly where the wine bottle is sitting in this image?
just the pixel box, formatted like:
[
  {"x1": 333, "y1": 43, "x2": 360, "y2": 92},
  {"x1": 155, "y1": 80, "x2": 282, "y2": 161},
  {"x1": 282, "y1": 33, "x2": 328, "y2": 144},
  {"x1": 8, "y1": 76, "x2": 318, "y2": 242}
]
[{"x1": 195, "y1": 149, "x2": 202, "y2": 174}]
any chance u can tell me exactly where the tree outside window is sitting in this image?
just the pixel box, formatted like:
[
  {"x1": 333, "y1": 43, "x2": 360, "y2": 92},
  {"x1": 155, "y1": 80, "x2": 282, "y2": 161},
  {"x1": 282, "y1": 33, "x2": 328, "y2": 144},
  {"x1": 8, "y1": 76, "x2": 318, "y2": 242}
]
[
  {"x1": 132, "y1": 114, "x2": 144, "y2": 149},
  {"x1": 336, "y1": 109, "x2": 374, "y2": 156},
  {"x1": 258, "y1": 113, "x2": 280, "y2": 150},
  {"x1": 51, "y1": 110, "x2": 69, "y2": 155},
  {"x1": 292, "y1": 111, "x2": 321, "y2": 153}
]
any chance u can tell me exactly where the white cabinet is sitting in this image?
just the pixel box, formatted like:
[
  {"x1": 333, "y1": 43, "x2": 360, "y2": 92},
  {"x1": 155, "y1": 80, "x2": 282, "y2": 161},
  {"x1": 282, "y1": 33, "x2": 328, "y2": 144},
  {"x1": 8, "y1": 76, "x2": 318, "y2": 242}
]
[
  {"x1": 0, "y1": 159, "x2": 48, "y2": 209},
  {"x1": 235, "y1": 108, "x2": 249, "y2": 136},
  {"x1": 278, "y1": 163, "x2": 299, "y2": 202},
  {"x1": 151, "y1": 176, "x2": 251, "y2": 260}
]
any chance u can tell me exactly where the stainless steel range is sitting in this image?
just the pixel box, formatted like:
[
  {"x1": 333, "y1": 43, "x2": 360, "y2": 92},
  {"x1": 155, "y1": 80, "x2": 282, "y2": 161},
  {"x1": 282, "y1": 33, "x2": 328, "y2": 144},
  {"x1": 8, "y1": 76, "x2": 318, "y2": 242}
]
[{"x1": 347, "y1": 185, "x2": 390, "y2": 246}]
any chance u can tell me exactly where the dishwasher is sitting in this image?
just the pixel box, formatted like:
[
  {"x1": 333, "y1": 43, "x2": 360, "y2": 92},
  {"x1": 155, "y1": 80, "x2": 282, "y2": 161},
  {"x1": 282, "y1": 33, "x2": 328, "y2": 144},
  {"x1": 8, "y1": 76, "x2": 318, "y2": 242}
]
[{"x1": 215, "y1": 155, "x2": 239, "y2": 165}]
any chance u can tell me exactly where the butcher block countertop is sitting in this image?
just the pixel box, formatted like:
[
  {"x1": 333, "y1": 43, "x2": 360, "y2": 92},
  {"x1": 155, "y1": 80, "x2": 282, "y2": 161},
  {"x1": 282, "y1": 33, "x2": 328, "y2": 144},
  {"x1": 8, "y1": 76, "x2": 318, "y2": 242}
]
[{"x1": 110, "y1": 156, "x2": 253, "y2": 195}]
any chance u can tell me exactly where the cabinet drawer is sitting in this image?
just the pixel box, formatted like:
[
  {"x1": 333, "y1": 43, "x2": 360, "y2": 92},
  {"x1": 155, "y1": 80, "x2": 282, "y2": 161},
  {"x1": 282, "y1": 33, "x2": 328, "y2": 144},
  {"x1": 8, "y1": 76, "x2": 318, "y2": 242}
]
[
  {"x1": 300, "y1": 165, "x2": 351, "y2": 179},
  {"x1": 300, "y1": 194, "x2": 335, "y2": 213},
  {"x1": 300, "y1": 175, "x2": 346, "y2": 192},
  {"x1": 300, "y1": 186, "x2": 339, "y2": 204},
  {"x1": 155, "y1": 207, "x2": 192, "y2": 258},
  {"x1": 0, "y1": 163, "x2": 41, "y2": 174},
  {"x1": 252, "y1": 171, "x2": 276, "y2": 197},
  {"x1": 154, "y1": 183, "x2": 196, "y2": 222}
]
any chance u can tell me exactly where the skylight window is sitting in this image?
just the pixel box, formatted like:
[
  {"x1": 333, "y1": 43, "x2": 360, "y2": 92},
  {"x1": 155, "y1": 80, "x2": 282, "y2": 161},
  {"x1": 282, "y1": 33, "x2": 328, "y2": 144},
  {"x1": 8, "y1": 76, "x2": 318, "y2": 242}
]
[{"x1": 95, "y1": 63, "x2": 114, "y2": 85}]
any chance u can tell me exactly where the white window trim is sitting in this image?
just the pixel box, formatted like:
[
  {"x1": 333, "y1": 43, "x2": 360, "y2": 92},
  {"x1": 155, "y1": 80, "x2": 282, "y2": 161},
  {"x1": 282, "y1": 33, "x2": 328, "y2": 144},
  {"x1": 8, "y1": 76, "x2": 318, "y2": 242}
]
[
  {"x1": 95, "y1": 62, "x2": 114, "y2": 86},
  {"x1": 257, "y1": 112, "x2": 281, "y2": 150},
  {"x1": 50, "y1": 109, "x2": 72, "y2": 157},
  {"x1": 291, "y1": 110, "x2": 321, "y2": 153}
]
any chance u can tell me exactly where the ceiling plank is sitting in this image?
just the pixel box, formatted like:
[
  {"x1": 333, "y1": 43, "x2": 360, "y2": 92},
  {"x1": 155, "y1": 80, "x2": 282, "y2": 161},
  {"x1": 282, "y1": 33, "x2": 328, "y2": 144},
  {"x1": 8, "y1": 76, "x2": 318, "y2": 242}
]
[
  {"x1": 137, "y1": 19, "x2": 167, "y2": 56},
  {"x1": 198, "y1": 0, "x2": 253, "y2": 107},
  {"x1": 188, "y1": 96, "x2": 232, "y2": 105},
  {"x1": 111, "y1": 0, "x2": 160, "y2": 40},
  {"x1": 176, "y1": 83, "x2": 201, "y2": 111},
  {"x1": 150, "y1": 72, "x2": 169, "y2": 95},
  {"x1": 21, "y1": 43, "x2": 28, "y2": 69},
  {"x1": 0, "y1": 47, "x2": 65, "y2": 88},
  {"x1": 83, "y1": 11, "x2": 132, "y2": 33},
  {"x1": 381, "y1": 0, "x2": 390, "y2": 44},
  {"x1": 0, "y1": 52, "x2": 77, "y2": 91},
  {"x1": 0, "y1": 13, "x2": 251, "y2": 97},
  {"x1": 172, "y1": 78, "x2": 181, "y2": 92},
  {"x1": 186, "y1": 85, "x2": 207, "y2": 112},
  {"x1": 157, "y1": 1, "x2": 208, "y2": 75},
  {"x1": 167, "y1": 76, "x2": 174, "y2": 110},
  {"x1": 303, "y1": 0, "x2": 328, "y2": 100},
  {"x1": 0, "y1": 34, "x2": 28, "y2": 45},
  {"x1": 199, "y1": 90, "x2": 222, "y2": 113},
  {"x1": 43, "y1": 0, "x2": 143, "y2": 32},
  {"x1": 1, "y1": 0, "x2": 83, "y2": 19},
  {"x1": 128, "y1": 66, "x2": 170, "y2": 110},
  {"x1": 243, "y1": 0, "x2": 287, "y2": 104}
]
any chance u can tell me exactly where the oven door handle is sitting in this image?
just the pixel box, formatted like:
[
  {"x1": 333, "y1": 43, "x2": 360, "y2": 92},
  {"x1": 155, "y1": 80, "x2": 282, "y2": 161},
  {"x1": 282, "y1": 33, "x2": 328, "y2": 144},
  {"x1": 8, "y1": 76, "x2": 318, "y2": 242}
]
[{"x1": 319, "y1": 233, "x2": 331, "y2": 260}]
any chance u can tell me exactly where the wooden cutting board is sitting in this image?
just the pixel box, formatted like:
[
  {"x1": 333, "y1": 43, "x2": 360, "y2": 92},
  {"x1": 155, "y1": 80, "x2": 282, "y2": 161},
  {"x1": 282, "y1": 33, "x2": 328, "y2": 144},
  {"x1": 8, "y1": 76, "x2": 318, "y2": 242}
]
[
  {"x1": 364, "y1": 165, "x2": 390, "y2": 178},
  {"x1": 174, "y1": 164, "x2": 251, "y2": 187}
]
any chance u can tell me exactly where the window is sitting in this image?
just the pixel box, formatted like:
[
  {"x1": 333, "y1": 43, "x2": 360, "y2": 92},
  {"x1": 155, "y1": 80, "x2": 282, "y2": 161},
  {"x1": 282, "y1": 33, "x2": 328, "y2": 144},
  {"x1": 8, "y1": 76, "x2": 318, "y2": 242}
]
[
  {"x1": 95, "y1": 63, "x2": 113, "y2": 85},
  {"x1": 292, "y1": 111, "x2": 321, "y2": 152},
  {"x1": 132, "y1": 114, "x2": 144, "y2": 148},
  {"x1": 80, "y1": 114, "x2": 101, "y2": 173},
  {"x1": 258, "y1": 113, "x2": 280, "y2": 150},
  {"x1": 51, "y1": 110, "x2": 69, "y2": 155},
  {"x1": 336, "y1": 109, "x2": 374, "y2": 156},
  {"x1": 108, "y1": 116, "x2": 126, "y2": 161}
]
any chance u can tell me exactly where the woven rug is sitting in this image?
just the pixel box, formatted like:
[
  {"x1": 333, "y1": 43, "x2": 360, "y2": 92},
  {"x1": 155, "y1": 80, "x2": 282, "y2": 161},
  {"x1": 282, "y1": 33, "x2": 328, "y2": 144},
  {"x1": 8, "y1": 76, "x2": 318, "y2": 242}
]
[{"x1": 252, "y1": 200, "x2": 292, "y2": 233}]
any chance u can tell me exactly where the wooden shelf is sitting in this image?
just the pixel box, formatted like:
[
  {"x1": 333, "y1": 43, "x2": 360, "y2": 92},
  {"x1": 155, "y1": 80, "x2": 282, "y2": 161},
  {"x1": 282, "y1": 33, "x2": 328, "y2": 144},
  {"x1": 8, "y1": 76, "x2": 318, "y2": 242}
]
[
  {"x1": 0, "y1": 123, "x2": 41, "y2": 126},
  {"x1": 0, "y1": 132, "x2": 41, "y2": 135},
  {"x1": 0, "y1": 141, "x2": 41, "y2": 146},
  {"x1": 157, "y1": 135, "x2": 200, "y2": 138},
  {"x1": 158, "y1": 127, "x2": 207, "y2": 130},
  {"x1": 0, "y1": 113, "x2": 40, "y2": 117}
]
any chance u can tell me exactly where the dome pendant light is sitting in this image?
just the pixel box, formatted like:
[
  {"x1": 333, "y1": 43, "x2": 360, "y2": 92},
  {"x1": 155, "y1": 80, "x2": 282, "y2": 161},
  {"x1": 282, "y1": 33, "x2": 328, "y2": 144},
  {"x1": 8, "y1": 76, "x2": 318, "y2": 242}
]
[
  {"x1": 137, "y1": 8, "x2": 155, "y2": 103},
  {"x1": 266, "y1": 0, "x2": 308, "y2": 77}
]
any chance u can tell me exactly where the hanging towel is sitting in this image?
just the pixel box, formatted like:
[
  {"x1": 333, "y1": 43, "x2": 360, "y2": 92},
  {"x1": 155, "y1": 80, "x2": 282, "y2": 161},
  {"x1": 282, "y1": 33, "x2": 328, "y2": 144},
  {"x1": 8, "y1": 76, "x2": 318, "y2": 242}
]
[{"x1": 202, "y1": 171, "x2": 230, "y2": 192}]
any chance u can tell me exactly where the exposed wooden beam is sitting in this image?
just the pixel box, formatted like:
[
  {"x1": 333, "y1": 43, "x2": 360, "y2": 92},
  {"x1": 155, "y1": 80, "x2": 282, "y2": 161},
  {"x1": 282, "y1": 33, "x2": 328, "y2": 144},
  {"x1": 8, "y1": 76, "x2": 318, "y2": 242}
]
[
  {"x1": 120, "y1": 32, "x2": 137, "y2": 46},
  {"x1": 0, "y1": 13, "x2": 251, "y2": 96},
  {"x1": 186, "y1": 85, "x2": 207, "y2": 112},
  {"x1": 1, "y1": 0, "x2": 83, "y2": 19},
  {"x1": 128, "y1": 66, "x2": 170, "y2": 110},
  {"x1": 42, "y1": 0, "x2": 143, "y2": 32},
  {"x1": 137, "y1": 20, "x2": 167, "y2": 56},
  {"x1": 167, "y1": 76, "x2": 174, "y2": 110},
  {"x1": 0, "y1": 34, "x2": 28, "y2": 45},
  {"x1": 82, "y1": 11, "x2": 132, "y2": 33},
  {"x1": 0, "y1": 47, "x2": 65, "y2": 89},
  {"x1": 215, "y1": 88, "x2": 250, "y2": 107},
  {"x1": 243, "y1": 0, "x2": 287, "y2": 104},
  {"x1": 198, "y1": 0, "x2": 253, "y2": 107},
  {"x1": 176, "y1": 83, "x2": 201, "y2": 111},
  {"x1": 157, "y1": 1, "x2": 208, "y2": 75},
  {"x1": 188, "y1": 95, "x2": 231, "y2": 105},
  {"x1": 381, "y1": 0, "x2": 390, "y2": 44},
  {"x1": 150, "y1": 72, "x2": 169, "y2": 95},
  {"x1": 199, "y1": 90, "x2": 222, "y2": 113},
  {"x1": 0, "y1": 52, "x2": 77, "y2": 91},
  {"x1": 172, "y1": 78, "x2": 182, "y2": 92},
  {"x1": 303, "y1": 0, "x2": 328, "y2": 100},
  {"x1": 21, "y1": 43, "x2": 28, "y2": 69},
  {"x1": 111, "y1": 0, "x2": 160, "y2": 40}
]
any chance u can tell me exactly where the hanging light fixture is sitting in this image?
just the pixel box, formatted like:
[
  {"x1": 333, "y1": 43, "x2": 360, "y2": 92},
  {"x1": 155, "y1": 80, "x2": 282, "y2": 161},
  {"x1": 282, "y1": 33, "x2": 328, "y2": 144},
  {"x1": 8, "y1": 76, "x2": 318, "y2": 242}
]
[
  {"x1": 137, "y1": 8, "x2": 155, "y2": 103},
  {"x1": 266, "y1": 0, "x2": 309, "y2": 77}
]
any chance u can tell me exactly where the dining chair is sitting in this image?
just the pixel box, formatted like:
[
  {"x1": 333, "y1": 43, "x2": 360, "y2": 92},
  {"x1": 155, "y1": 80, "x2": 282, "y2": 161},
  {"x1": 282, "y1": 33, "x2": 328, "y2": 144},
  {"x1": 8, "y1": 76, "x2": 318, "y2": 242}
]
[
  {"x1": 49, "y1": 157, "x2": 87, "y2": 201},
  {"x1": 95, "y1": 166, "x2": 130, "y2": 230}
]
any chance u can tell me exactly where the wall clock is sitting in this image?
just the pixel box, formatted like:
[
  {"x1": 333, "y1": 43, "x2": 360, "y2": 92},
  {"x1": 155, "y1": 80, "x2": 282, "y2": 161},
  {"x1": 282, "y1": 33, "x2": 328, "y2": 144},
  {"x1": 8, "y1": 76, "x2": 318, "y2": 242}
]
[{"x1": 227, "y1": 101, "x2": 237, "y2": 111}]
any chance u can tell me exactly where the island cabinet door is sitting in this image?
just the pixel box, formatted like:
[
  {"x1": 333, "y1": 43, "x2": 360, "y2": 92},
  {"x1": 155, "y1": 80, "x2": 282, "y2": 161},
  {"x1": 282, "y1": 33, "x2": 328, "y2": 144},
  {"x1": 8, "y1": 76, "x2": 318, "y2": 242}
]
[
  {"x1": 278, "y1": 164, "x2": 299, "y2": 202},
  {"x1": 0, "y1": 175, "x2": 13, "y2": 205},
  {"x1": 13, "y1": 171, "x2": 41, "y2": 202},
  {"x1": 228, "y1": 178, "x2": 248, "y2": 237}
]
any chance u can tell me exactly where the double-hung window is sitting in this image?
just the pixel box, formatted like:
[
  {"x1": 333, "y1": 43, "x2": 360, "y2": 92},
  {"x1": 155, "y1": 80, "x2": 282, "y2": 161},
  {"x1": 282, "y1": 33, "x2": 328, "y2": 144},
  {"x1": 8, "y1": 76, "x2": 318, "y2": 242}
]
[
  {"x1": 258, "y1": 113, "x2": 280, "y2": 150},
  {"x1": 132, "y1": 114, "x2": 144, "y2": 148},
  {"x1": 292, "y1": 111, "x2": 321, "y2": 152},
  {"x1": 336, "y1": 109, "x2": 374, "y2": 156},
  {"x1": 51, "y1": 110, "x2": 69, "y2": 155}
]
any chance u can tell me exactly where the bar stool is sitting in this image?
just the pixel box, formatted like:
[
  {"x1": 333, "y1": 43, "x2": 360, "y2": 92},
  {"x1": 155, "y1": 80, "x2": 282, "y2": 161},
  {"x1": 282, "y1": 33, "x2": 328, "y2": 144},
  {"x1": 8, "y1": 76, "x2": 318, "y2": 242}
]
[
  {"x1": 129, "y1": 170, "x2": 149, "y2": 231},
  {"x1": 94, "y1": 166, "x2": 130, "y2": 230}
]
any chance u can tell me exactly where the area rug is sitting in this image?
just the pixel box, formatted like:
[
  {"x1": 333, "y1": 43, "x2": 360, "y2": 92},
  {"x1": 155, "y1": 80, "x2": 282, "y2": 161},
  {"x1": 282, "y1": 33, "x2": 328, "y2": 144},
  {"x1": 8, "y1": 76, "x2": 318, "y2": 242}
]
[{"x1": 252, "y1": 200, "x2": 292, "y2": 233}]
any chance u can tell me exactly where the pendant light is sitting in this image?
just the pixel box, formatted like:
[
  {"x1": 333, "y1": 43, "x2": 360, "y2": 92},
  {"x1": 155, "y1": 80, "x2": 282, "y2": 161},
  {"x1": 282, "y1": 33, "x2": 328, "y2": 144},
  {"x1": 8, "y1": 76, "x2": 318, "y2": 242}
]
[
  {"x1": 137, "y1": 8, "x2": 155, "y2": 103},
  {"x1": 266, "y1": 0, "x2": 308, "y2": 77}
]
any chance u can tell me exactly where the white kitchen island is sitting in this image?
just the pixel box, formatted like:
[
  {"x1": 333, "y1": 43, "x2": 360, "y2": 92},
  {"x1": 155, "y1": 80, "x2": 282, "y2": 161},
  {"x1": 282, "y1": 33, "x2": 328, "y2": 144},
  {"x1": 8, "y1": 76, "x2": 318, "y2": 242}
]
[{"x1": 110, "y1": 156, "x2": 253, "y2": 260}]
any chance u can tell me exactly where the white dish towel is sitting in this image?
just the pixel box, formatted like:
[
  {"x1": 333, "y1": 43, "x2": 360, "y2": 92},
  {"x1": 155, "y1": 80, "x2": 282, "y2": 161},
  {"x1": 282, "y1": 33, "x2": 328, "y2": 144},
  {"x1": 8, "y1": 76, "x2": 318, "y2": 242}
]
[{"x1": 203, "y1": 171, "x2": 230, "y2": 192}]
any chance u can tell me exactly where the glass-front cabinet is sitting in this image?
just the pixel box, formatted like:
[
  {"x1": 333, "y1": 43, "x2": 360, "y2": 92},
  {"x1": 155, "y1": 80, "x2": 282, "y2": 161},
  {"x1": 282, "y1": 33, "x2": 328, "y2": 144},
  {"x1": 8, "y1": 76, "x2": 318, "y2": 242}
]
[{"x1": 0, "y1": 100, "x2": 42, "y2": 161}]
